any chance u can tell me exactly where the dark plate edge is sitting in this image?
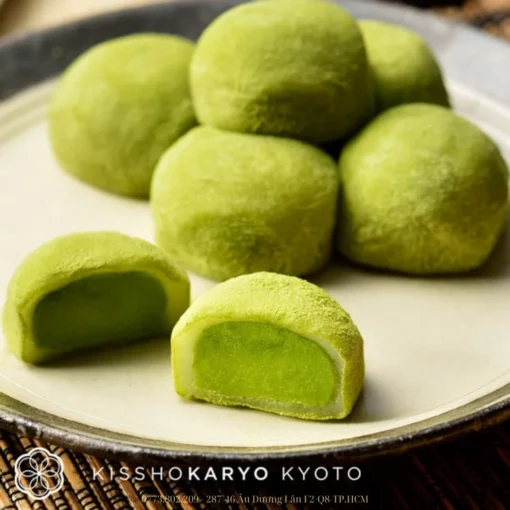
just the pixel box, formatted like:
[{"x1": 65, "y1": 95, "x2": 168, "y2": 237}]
[{"x1": 0, "y1": 382, "x2": 508, "y2": 464}]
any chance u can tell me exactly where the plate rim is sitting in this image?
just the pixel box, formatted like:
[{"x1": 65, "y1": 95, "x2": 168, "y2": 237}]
[
  {"x1": 0, "y1": 0, "x2": 509, "y2": 462},
  {"x1": 0, "y1": 383, "x2": 509, "y2": 463}
]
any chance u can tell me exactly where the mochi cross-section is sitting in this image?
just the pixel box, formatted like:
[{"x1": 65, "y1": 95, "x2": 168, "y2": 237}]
[
  {"x1": 172, "y1": 272, "x2": 364, "y2": 421},
  {"x1": 3, "y1": 231, "x2": 190, "y2": 364}
]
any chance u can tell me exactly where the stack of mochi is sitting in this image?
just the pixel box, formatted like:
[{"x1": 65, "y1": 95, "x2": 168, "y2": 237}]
[
  {"x1": 49, "y1": 0, "x2": 508, "y2": 280},
  {"x1": 3, "y1": 0, "x2": 508, "y2": 421}
]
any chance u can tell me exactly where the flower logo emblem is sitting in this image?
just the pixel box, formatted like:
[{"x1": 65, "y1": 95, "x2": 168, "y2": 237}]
[{"x1": 15, "y1": 447, "x2": 64, "y2": 500}]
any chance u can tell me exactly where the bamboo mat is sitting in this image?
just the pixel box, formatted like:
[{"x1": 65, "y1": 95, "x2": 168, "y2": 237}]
[
  {"x1": 0, "y1": 421, "x2": 509, "y2": 509},
  {"x1": 0, "y1": 1, "x2": 509, "y2": 509}
]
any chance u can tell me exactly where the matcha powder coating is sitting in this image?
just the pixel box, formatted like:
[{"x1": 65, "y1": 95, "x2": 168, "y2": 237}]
[
  {"x1": 49, "y1": 34, "x2": 196, "y2": 198},
  {"x1": 150, "y1": 126, "x2": 339, "y2": 281},
  {"x1": 190, "y1": 0, "x2": 374, "y2": 143},
  {"x1": 360, "y1": 20, "x2": 450, "y2": 112},
  {"x1": 171, "y1": 272, "x2": 365, "y2": 420},
  {"x1": 337, "y1": 104, "x2": 509, "y2": 274},
  {"x1": 3, "y1": 232, "x2": 190, "y2": 364}
]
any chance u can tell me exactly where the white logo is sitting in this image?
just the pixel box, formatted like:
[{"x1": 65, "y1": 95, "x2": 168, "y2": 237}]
[{"x1": 15, "y1": 447, "x2": 64, "y2": 500}]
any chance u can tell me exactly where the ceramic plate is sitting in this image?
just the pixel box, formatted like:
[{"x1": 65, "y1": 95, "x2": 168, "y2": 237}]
[{"x1": 0, "y1": 0, "x2": 509, "y2": 463}]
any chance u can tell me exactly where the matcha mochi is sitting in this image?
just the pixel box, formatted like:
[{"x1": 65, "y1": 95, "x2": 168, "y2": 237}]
[
  {"x1": 359, "y1": 20, "x2": 450, "y2": 111},
  {"x1": 360, "y1": 20, "x2": 450, "y2": 112},
  {"x1": 151, "y1": 126, "x2": 339, "y2": 280},
  {"x1": 172, "y1": 272, "x2": 364, "y2": 420},
  {"x1": 337, "y1": 104, "x2": 509, "y2": 274},
  {"x1": 2, "y1": 232, "x2": 190, "y2": 364},
  {"x1": 190, "y1": 0, "x2": 373, "y2": 143},
  {"x1": 49, "y1": 34, "x2": 196, "y2": 198}
]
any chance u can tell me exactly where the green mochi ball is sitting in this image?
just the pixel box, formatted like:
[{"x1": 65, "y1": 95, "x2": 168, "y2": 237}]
[
  {"x1": 337, "y1": 103, "x2": 509, "y2": 274},
  {"x1": 359, "y1": 20, "x2": 450, "y2": 112},
  {"x1": 190, "y1": 0, "x2": 373, "y2": 143},
  {"x1": 2, "y1": 232, "x2": 190, "y2": 364},
  {"x1": 172, "y1": 272, "x2": 365, "y2": 420},
  {"x1": 49, "y1": 34, "x2": 196, "y2": 198},
  {"x1": 151, "y1": 126, "x2": 339, "y2": 281}
]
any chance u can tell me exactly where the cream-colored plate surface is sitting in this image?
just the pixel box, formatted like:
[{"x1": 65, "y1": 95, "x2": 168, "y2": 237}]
[{"x1": 0, "y1": 81, "x2": 508, "y2": 449}]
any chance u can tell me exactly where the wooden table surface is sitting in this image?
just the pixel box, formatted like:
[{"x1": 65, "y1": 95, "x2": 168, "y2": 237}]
[
  {"x1": 0, "y1": 0, "x2": 509, "y2": 509},
  {"x1": 0, "y1": 0, "x2": 509, "y2": 37},
  {"x1": 0, "y1": 0, "x2": 156, "y2": 36}
]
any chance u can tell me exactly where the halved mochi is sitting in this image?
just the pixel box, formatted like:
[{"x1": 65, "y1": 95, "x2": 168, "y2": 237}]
[
  {"x1": 172, "y1": 272, "x2": 364, "y2": 420},
  {"x1": 3, "y1": 232, "x2": 190, "y2": 364}
]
